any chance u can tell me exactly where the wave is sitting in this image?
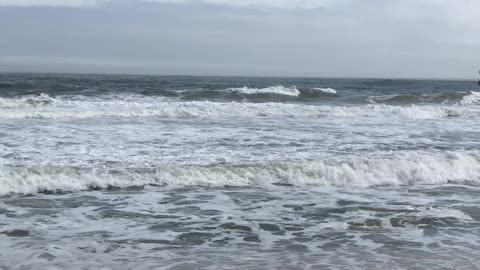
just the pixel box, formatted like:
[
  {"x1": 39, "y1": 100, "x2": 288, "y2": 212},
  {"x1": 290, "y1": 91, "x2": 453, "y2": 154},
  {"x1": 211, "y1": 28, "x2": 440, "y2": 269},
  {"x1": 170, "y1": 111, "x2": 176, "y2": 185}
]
[
  {"x1": 312, "y1": 87, "x2": 337, "y2": 94},
  {"x1": 459, "y1": 91, "x2": 480, "y2": 105},
  {"x1": 226, "y1": 86, "x2": 301, "y2": 96},
  {"x1": 0, "y1": 93, "x2": 478, "y2": 120},
  {"x1": 0, "y1": 93, "x2": 58, "y2": 108},
  {"x1": 367, "y1": 91, "x2": 480, "y2": 105},
  {"x1": 225, "y1": 86, "x2": 339, "y2": 97},
  {"x1": 177, "y1": 85, "x2": 340, "y2": 99},
  {"x1": 1, "y1": 150, "x2": 480, "y2": 195},
  {"x1": 0, "y1": 81, "x2": 16, "y2": 88}
]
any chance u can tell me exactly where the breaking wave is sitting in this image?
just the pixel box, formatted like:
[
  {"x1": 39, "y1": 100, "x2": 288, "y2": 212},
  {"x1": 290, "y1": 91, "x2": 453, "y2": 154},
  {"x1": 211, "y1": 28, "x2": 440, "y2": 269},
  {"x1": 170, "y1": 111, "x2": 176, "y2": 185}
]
[
  {"x1": 311, "y1": 88, "x2": 337, "y2": 95},
  {"x1": 368, "y1": 91, "x2": 480, "y2": 105},
  {"x1": 0, "y1": 93, "x2": 478, "y2": 120},
  {"x1": 0, "y1": 93, "x2": 58, "y2": 108},
  {"x1": 1, "y1": 150, "x2": 480, "y2": 195},
  {"x1": 224, "y1": 86, "x2": 337, "y2": 97},
  {"x1": 226, "y1": 86, "x2": 301, "y2": 96},
  {"x1": 459, "y1": 91, "x2": 480, "y2": 105}
]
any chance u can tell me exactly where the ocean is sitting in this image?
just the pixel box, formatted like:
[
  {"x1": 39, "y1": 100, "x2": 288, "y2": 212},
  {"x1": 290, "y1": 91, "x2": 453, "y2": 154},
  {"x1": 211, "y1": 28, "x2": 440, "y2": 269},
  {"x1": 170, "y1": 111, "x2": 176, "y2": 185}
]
[{"x1": 1, "y1": 73, "x2": 480, "y2": 269}]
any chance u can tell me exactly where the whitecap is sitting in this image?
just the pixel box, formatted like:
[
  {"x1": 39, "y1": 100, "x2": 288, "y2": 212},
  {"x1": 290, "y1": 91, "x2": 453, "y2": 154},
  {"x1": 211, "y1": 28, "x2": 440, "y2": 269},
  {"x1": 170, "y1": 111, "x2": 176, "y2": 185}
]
[
  {"x1": 226, "y1": 86, "x2": 300, "y2": 96},
  {"x1": 458, "y1": 91, "x2": 480, "y2": 105},
  {"x1": 1, "y1": 150, "x2": 480, "y2": 195},
  {"x1": 0, "y1": 94, "x2": 477, "y2": 120},
  {"x1": 311, "y1": 87, "x2": 337, "y2": 94}
]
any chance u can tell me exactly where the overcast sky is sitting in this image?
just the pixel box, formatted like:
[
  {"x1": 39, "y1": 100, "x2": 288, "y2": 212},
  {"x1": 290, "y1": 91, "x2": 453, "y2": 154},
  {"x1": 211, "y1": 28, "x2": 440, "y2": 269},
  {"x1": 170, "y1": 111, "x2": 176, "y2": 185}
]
[{"x1": 0, "y1": 0, "x2": 479, "y2": 78}]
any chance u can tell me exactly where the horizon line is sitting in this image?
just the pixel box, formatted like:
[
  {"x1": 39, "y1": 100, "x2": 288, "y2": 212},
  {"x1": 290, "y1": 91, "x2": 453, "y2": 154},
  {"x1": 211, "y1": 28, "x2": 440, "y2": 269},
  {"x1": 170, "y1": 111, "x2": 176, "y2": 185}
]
[{"x1": 0, "y1": 71, "x2": 477, "y2": 82}]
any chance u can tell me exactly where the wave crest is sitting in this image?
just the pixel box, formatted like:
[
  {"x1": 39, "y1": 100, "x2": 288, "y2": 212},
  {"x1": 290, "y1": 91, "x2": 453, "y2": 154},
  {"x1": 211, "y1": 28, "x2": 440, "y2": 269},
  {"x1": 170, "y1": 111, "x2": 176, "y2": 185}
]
[
  {"x1": 0, "y1": 93, "x2": 477, "y2": 119},
  {"x1": 226, "y1": 86, "x2": 300, "y2": 96},
  {"x1": 1, "y1": 150, "x2": 480, "y2": 195},
  {"x1": 312, "y1": 88, "x2": 337, "y2": 95},
  {"x1": 459, "y1": 91, "x2": 480, "y2": 105},
  {"x1": 367, "y1": 92, "x2": 473, "y2": 105},
  {"x1": 0, "y1": 93, "x2": 58, "y2": 108}
]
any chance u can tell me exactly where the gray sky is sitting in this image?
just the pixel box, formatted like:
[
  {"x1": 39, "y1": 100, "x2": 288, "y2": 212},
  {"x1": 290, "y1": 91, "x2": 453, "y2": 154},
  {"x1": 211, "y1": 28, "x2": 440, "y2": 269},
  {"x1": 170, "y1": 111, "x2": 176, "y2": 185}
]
[{"x1": 0, "y1": 0, "x2": 479, "y2": 78}]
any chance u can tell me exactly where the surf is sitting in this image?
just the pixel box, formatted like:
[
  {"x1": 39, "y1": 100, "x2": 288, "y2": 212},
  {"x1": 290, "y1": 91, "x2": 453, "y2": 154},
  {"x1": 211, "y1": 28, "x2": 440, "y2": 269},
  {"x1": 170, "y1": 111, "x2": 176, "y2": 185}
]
[
  {"x1": 0, "y1": 93, "x2": 478, "y2": 120},
  {"x1": 2, "y1": 150, "x2": 480, "y2": 195}
]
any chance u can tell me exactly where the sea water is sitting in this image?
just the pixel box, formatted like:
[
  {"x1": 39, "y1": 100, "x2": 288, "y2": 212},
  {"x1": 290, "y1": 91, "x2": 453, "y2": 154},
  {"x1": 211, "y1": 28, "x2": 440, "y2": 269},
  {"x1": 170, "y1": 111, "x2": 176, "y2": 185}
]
[{"x1": 1, "y1": 74, "x2": 480, "y2": 269}]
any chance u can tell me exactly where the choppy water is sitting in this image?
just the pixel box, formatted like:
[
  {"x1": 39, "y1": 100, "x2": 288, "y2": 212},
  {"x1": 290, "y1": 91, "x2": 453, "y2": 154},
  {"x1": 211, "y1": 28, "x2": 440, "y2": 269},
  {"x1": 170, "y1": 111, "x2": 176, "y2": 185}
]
[{"x1": 1, "y1": 74, "x2": 480, "y2": 269}]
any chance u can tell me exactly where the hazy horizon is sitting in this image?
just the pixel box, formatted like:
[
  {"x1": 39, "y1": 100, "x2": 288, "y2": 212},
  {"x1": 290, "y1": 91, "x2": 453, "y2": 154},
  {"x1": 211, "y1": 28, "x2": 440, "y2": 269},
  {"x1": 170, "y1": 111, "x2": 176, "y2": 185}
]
[
  {"x1": 1, "y1": 71, "x2": 478, "y2": 81},
  {"x1": 1, "y1": 0, "x2": 479, "y2": 79}
]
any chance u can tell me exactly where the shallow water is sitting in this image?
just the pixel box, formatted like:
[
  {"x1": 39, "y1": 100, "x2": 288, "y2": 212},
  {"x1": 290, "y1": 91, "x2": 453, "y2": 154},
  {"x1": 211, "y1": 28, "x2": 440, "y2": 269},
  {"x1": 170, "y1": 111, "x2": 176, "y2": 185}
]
[{"x1": 2, "y1": 185, "x2": 480, "y2": 269}]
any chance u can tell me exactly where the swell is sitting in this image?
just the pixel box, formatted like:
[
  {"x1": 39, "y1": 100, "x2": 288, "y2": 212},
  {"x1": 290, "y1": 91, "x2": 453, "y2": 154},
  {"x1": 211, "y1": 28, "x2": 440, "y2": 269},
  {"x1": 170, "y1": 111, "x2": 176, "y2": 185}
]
[
  {"x1": 367, "y1": 92, "x2": 478, "y2": 105},
  {"x1": 1, "y1": 150, "x2": 480, "y2": 195},
  {"x1": 1, "y1": 78, "x2": 478, "y2": 105},
  {"x1": 0, "y1": 93, "x2": 479, "y2": 120},
  {"x1": 177, "y1": 86, "x2": 339, "y2": 102},
  {"x1": 179, "y1": 87, "x2": 479, "y2": 105}
]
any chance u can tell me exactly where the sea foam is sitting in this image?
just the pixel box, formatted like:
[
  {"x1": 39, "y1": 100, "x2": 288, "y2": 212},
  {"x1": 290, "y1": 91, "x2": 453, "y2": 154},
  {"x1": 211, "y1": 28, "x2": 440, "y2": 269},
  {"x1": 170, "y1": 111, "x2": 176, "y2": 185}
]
[
  {"x1": 1, "y1": 150, "x2": 480, "y2": 195},
  {"x1": 312, "y1": 87, "x2": 337, "y2": 94},
  {"x1": 0, "y1": 93, "x2": 478, "y2": 120},
  {"x1": 459, "y1": 91, "x2": 480, "y2": 105},
  {"x1": 226, "y1": 86, "x2": 300, "y2": 96}
]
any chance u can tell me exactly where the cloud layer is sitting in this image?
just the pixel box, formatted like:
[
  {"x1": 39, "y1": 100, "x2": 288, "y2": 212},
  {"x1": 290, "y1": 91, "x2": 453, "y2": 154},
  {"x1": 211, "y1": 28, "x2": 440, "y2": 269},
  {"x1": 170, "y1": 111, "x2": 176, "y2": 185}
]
[
  {"x1": 0, "y1": 0, "x2": 102, "y2": 7},
  {"x1": 0, "y1": 0, "x2": 479, "y2": 78},
  {"x1": 0, "y1": 0, "x2": 349, "y2": 8}
]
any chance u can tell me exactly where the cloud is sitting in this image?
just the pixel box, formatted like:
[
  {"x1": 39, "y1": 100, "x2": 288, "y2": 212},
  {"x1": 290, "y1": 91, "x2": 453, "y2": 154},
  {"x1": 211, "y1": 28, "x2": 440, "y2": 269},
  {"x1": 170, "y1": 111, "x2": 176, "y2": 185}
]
[
  {"x1": 0, "y1": 0, "x2": 349, "y2": 9},
  {"x1": 145, "y1": 0, "x2": 350, "y2": 9},
  {"x1": 0, "y1": 0, "x2": 105, "y2": 7},
  {"x1": 0, "y1": 0, "x2": 478, "y2": 18},
  {"x1": 1, "y1": 0, "x2": 479, "y2": 78}
]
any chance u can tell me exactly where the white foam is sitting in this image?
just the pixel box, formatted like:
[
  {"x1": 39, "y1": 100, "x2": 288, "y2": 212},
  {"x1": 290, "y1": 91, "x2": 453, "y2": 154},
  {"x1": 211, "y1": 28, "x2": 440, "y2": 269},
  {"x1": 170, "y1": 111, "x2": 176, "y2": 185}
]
[
  {"x1": 459, "y1": 91, "x2": 480, "y2": 105},
  {"x1": 0, "y1": 93, "x2": 58, "y2": 108},
  {"x1": 367, "y1": 94, "x2": 397, "y2": 104},
  {"x1": 1, "y1": 150, "x2": 480, "y2": 195},
  {"x1": 227, "y1": 86, "x2": 300, "y2": 96},
  {"x1": 0, "y1": 93, "x2": 477, "y2": 120},
  {"x1": 312, "y1": 87, "x2": 337, "y2": 94}
]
